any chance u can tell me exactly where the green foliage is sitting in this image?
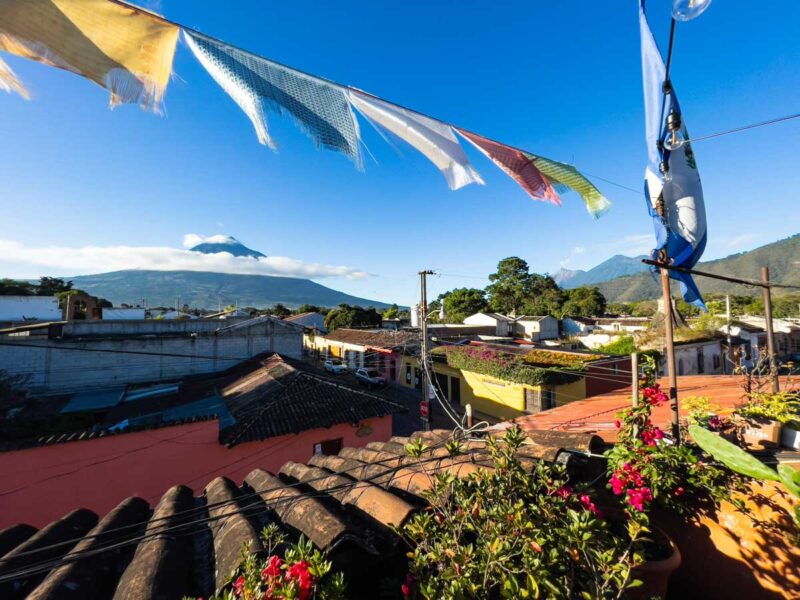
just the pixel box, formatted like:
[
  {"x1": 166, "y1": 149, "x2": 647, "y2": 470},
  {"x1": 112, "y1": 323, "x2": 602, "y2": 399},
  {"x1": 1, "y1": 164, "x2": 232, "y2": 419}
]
[
  {"x1": 736, "y1": 391, "x2": 800, "y2": 424},
  {"x1": 37, "y1": 277, "x2": 73, "y2": 296},
  {"x1": 442, "y1": 346, "x2": 584, "y2": 387},
  {"x1": 295, "y1": 304, "x2": 329, "y2": 316},
  {"x1": 323, "y1": 304, "x2": 382, "y2": 331},
  {"x1": 401, "y1": 427, "x2": 641, "y2": 600},
  {"x1": 486, "y1": 257, "x2": 533, "y2": 315},
  {"x1": 382, "y1": 303, "x2": 400, "y2": 320},
  {"x1": 596, "y1": 336, "x2": 637, "y2": 356},
  {"x1": 439, "y1": 288, "x2": 488, "y2": 323},
  {"x1": 606, "y1": 303, "x2": 632, "y2": 315},
  {"x1": 561, "y1": 286, "x2": 606, "y2": 318},
  {"x1": 0, "y1": 278, "x2": 37, "y2": 296},
  {"x1": 630, "y1": 300, "x2": 657, "y2": 317}
]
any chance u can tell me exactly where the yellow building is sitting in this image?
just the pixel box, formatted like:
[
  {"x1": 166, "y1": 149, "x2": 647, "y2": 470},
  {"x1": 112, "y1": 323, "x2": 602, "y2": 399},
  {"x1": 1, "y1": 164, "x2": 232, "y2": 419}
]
[{"x1": 400, "y1": 345, "x2": 629, "y2": 422}]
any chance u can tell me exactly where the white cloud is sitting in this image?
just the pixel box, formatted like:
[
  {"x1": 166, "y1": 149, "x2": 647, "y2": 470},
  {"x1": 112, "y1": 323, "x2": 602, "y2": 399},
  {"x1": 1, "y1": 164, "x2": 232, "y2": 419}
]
[
  {"x1": 181, "y1": 233, "x2": 238, "y2": 248},
  {"x1": 573, "y1": 246, "x2": 586, "y2": 255},
  {"x1": 0, "y1": 240, "x2": 372, "y2": 281}
]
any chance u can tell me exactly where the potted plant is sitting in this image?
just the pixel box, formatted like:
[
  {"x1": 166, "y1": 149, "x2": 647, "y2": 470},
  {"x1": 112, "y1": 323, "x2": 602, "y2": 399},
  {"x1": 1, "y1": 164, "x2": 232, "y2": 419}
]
[{"x1": 736, "y1": 391, "x2": 800, "y2": 450}]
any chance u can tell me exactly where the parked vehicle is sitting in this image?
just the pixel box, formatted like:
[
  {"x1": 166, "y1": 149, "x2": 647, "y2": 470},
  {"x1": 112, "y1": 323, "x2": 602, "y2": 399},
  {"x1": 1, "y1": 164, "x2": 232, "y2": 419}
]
[
  {"x1": 355, "y1": 368, "x2": 386, "y2": 388},
  {"x1": 323, "y1": 359, "x2": 347, "y2": 374}
]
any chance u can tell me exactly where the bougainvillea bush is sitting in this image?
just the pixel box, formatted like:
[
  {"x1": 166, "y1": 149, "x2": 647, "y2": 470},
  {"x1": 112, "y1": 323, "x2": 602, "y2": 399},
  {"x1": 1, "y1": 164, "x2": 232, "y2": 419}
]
[
  {"x1": 440, "y1": 345, "x2": 584, "y2": 387},
  {"x1": 400, "y1": 428, "x2": 644, "y2": 600},
  {"x1": 605, "y1": 361, "x2": 739, "y2": 521},
  {"x1": 196, "y1": 525, "x2": 346, "y2": 600}
]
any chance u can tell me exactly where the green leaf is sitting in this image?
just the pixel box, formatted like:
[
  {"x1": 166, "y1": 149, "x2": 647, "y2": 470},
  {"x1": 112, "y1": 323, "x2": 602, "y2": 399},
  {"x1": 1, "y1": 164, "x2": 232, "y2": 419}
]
[
  {"x1": 777, "y1": 463, "x2": 800, "y2": 498},
  {"x1": 689, "y1": 424, "x2": 780, "y2": 481}
]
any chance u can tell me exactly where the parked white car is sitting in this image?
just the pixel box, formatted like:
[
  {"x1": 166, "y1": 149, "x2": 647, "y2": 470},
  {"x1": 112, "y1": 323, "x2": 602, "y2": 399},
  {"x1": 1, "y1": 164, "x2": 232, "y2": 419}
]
[
  {"x1": 323, "y1": 359, "x2": 347, "y2": 374},
  {"x1": 355, "y1": 368, "x2": 386, "y2": 388}
]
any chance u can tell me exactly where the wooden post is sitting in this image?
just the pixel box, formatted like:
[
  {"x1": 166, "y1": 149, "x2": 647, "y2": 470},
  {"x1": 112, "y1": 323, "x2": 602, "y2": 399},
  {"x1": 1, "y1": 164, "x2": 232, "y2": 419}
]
[
  {"x1": 465, "y1": 403, "x2": 473, "y2": 429},
  {"x1": 660, "y1": 268, "x2": 681, "y2": 443},
  {"x1": 761, "y1": 267, "x2": 780, "y2": 393}
]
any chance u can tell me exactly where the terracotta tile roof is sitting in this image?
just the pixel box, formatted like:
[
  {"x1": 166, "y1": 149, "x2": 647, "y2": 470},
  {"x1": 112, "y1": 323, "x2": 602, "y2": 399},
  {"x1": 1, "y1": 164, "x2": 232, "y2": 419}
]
[
  {"x1": 322, "y1": 328, "x2": 419, "y2": 349},
  {"x1": 502, "y1": 375, "x2": 758, "y2": 443},
  {"x1": 219, "y1": 356, "x2": 408, "y2": 446},
  {"x1": 0, "y1": 429, "x2": 604, "y2": 599}
]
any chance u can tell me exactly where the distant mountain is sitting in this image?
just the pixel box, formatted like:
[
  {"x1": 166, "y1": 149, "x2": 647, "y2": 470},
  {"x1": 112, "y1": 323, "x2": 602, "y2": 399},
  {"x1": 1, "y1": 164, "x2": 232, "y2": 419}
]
[
  {"x1": 189, "y1": 235, "x2": 265, "y2": 258},
  {"x1": 556, "y1": 255, "x2": 650, "y2": 289},
  {"x1": 597, "y1": 235, "x2": 800, "y2": 302},
  {"x1": 71, "y1": 270, "x2": 393, "y2": 310}
]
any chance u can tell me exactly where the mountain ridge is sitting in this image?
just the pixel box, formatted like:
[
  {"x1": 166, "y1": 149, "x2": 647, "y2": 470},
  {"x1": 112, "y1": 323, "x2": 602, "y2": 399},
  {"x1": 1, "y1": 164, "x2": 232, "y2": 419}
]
[{"x1": 70, "y1": 270, "x2": 393, "y2": 310}]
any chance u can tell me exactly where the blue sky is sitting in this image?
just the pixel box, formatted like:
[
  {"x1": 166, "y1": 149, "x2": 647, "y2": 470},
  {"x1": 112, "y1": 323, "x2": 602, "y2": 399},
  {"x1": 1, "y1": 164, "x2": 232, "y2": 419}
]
[{"x1": 1, "y1": 0, "x2": 798, "y2": 307}]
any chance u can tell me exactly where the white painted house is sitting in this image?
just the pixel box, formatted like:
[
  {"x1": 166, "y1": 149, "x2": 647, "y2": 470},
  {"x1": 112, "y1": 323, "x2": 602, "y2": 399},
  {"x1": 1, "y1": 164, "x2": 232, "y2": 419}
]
[
  {"x1": 669, "y1": 339, "x2": 725, "y2": 376},
  {"x1": 562, "y1": 317, "x2": 598, "y2": 336},
  {"x1": 513, "y1": 316, "x2": 559, "y2": 341},
  {"x1": 0, "y1": 296, "x2": 61, "y2": 323},
  {"x1": 462, "y1": 313, "x2": 515, "y2": 336}
]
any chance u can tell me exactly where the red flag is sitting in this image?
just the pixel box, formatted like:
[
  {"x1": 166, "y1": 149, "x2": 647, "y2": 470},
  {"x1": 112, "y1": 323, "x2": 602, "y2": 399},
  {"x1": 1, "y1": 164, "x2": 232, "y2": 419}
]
[{"x1": 457, "y1": 129, "x2": 561, "y2": 205}]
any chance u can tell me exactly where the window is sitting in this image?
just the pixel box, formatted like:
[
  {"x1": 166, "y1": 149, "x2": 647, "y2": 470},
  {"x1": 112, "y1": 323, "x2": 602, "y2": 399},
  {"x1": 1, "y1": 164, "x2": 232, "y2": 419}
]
[
  {"x1": 542, "y1": 389, "x2": 555, "y2": 410},
  {"x1": 713, "y1": 354, "x2": 720, "y2": 370},
  {"x1": 405, "y1": 364, "x2": 412, "y2": 383},
  {"x1": 697, "y1": 349, "x2": 705, "y2": 374},
  {"x1": 314, "y1": 438, "x2": 343, "y2": 456},
  {"x1": 450, "y1": 376, "x2": 461, "y2": 405}
]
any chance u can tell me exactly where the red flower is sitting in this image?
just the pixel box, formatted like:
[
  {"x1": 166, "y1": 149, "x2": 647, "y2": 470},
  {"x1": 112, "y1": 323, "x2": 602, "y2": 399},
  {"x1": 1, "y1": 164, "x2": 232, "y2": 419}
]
[
  {"x1": 610, "y1": 472, "x2": 625, "y2": 495},
  {"x1": 614, "y1": 420, "x2": 621, "y2": 428},
  {"x1": 402, "y1": 573, "x2": 414, "y2": 598},
  {"x1": 708, "y1": 415, "x2": 722, "y2": 430},
  {"x1": 640, "y1": 425, "x2": 665, "y2": 446},
  {"x1": 262, "y1": 555, "x2": 283, "y2": 579},
  {"x1": 674, "y1": 486, "x2": 685, "y2": 496},
  {"x1": 232, "y1": 576, "x2": 245, "y2": 597}
]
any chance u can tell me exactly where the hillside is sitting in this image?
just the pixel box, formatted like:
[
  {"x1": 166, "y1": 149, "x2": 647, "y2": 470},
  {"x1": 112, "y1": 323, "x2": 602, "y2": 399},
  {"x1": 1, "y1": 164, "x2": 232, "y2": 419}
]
[
  {"x1": 597, "y1": 234, "x2": 800, "y2": 302},
  {"x1": 70, "y1": 270, "x2": 393, "y2": 309},
  {"x1": 556, "y1": 255, "x2": 649, "y2": 288}
]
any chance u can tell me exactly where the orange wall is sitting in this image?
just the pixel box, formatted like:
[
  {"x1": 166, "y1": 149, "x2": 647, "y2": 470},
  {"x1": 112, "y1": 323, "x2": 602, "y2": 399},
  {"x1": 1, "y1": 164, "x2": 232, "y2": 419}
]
[{"x1": 0, "y1": 417, "x2": 393, "y2": 529}]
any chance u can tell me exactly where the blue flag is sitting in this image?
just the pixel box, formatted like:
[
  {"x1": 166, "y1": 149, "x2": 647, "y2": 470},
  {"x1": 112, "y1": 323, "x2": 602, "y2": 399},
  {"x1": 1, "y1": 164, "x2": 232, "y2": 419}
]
[{"x1": 639, "y1": 0, "x2": 708, "y2": 310}]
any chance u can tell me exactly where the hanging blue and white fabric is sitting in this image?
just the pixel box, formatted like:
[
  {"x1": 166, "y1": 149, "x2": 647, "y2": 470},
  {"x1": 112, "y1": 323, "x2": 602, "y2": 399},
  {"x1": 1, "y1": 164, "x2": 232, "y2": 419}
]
[
  {"x1": 639, "y1": 0, "x2": 707, "y2": 310},
  {"x1": 184, "y1": 31, "x2": 363, "y2": 168}
]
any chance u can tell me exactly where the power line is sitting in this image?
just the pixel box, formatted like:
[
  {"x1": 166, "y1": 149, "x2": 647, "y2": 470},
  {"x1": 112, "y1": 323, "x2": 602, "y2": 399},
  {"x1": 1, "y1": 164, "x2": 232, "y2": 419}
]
[{"x1": 688, "y1": 112, "x2": 800, "y2": 144}]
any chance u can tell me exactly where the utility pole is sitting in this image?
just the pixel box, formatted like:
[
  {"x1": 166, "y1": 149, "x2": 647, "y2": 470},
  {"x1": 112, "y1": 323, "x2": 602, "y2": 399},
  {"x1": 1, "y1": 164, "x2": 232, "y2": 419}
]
[
  {"x1": 419, "y1": 270, "x2": 435, "y2": 431},
  {"x1": 725, "y1": 295, "x2": 733, "y2": 375},
  {"x1": 761, "y1": 267, "x2": 779, "y2": 393},
  {"x1": 660, "y1": 269, "x2": 681, "y2": 443}
]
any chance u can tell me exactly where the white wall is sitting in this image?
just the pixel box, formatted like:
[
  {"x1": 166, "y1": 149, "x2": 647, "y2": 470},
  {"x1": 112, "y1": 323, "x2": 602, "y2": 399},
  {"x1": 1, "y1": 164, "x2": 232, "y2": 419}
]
[
  {"x1": 0, "y1": 318, "x2": 303, "y2": 394},
  {"x1": 0, "y1": 296, "x2": 61, "y2": 322}
]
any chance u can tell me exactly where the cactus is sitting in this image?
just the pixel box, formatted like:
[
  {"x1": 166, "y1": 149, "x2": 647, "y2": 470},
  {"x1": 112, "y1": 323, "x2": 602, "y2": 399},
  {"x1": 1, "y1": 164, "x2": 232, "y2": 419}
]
[
  {"x1": 688, "y1": 424, "x2": 780, "y2": 482},
  {"x1": 777, "y1": 463, "x2": 800, "y2": 498}
]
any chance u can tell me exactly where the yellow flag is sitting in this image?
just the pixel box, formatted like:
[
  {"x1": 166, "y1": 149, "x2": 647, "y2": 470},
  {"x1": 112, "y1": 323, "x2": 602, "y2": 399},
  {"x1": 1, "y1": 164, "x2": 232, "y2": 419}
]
[{"x1": 0, "y1": 0, "x2": 179, "y2": 112}]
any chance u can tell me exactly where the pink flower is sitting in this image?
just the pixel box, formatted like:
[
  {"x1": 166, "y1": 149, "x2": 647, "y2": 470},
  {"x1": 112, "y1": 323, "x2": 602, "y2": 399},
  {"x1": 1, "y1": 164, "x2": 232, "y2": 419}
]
[
  {"x1": 554, "y1": 485, "x2": 573, "y2": 499},
  {"x1": 579, "y1": 494, "x2": 604, "y2": 518},
  {"x1": 402, "y1": 573, "x2": 414, "y2": 598},
  {"x1": 708, "y1": 415, "x2": 722, "y2": 430},
  {"x1": 610, "y1": 473, "x2": 625, "y2": 495},
  {"x1": 614, "y1": 420, "x2": 621, "y2": 428},
  {"x1": 640, "y1": 426, "x2": 665, "y2": 446},
  {"x1": 626, "y1": 487, "x2": 653, "y2": 512},
  {"x1": 232, "y1": 576, "x2": 245, "y2": 596}
]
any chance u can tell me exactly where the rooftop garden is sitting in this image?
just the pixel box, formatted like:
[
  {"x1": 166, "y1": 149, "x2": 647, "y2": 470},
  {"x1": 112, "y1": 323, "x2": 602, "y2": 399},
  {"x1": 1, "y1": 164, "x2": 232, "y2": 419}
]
[{"x1": 433, "y1": 345, "x2": 586, "y2": 387}]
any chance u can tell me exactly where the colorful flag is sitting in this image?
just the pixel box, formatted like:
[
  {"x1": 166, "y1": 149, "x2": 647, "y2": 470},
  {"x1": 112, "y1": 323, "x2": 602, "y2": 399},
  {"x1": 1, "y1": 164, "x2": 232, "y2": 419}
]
[
  {"x1": 527, "y1": 156, "x2": 611, "y2": 219},
  {"x1": 347, "y1": 90, "x2": 483, "y2": 190},
  {"x1": 185, "y1": 31, "x2": 363, "y2": 168},
  {"x1": 640, "y1": 0, "x2": 707, "y2": 309},
  {"x1": 0, "y1": 56, "x2": 28, "y2": 99},
  {"x1": 457, "y1": 130, "x2": 560, "y2": 205},
  {"x1": 0, "y1": 0, "x2": 179, "y2": 112}
]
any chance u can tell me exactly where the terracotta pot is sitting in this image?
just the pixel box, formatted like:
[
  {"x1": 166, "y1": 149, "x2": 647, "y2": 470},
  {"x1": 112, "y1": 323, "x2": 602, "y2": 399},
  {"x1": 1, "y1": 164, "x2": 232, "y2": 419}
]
[
  {"x1": 628, "y1": 528, "x2": 682, "y2": 600},
  {"x1": 743, "y1": 418, "x2": 782, "y2": 449}
]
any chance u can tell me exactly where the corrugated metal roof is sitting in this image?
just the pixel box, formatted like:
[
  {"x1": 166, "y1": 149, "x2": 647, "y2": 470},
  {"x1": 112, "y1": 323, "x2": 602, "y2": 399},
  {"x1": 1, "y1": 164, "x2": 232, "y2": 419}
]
[{"x1": 60, "y1": 388, "x2": 125, "y2": 413}]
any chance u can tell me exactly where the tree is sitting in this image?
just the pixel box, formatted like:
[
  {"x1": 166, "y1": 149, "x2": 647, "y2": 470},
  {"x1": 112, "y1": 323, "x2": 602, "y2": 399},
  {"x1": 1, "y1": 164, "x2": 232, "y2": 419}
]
[
  {"x1": 37, "y1": 277, "x2": 73, "y2": 296},
  {"x1": 560, "y1": 286, "x2": 606, "y2": 318},
  {"x1": 268, "y1": 303, "x2": 291, "y2": 319},
  {"x1": 521, "y1": 274, "x2": 565, "y2": 316},
  {"x1": 606, "y1": 303, "x2": 632, "y2": 316},
  {"x1": 324, "y1": 304, "x2": 382, "y2": 331},
  {"x1": 295, "y1": 304, "x2": 328, "y2": 316},
  {"x1": 596, "y1": 335, "x2": 638, "y2": 355},
  {"x1": 0, "y1": 278, "x2": 37, "y2": 296},
  {"x1": 486, "y1": 257, "x2": 533, "y2": 316},
  {"x1": 440, "y1": 288, "x2": 488, "y2": 323},
  {"x1": 382, "y1": 304, "x2": 400, "y2": 320},
  {"x1": 631, "y1": 300, "x2": 658, "y2": 317}
]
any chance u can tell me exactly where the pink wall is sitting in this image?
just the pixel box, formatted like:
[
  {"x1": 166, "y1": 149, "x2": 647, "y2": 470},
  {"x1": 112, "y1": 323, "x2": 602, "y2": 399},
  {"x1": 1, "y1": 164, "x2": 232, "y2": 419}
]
[{"x1": 0, "y1": 416, "x2": 393, "y2": 529}]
